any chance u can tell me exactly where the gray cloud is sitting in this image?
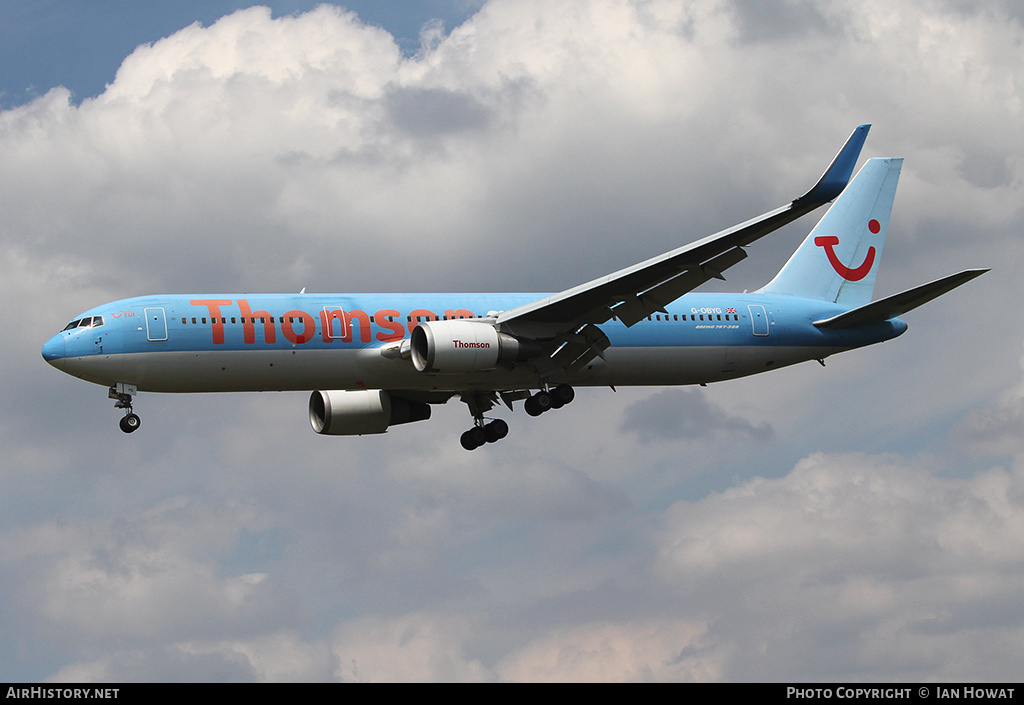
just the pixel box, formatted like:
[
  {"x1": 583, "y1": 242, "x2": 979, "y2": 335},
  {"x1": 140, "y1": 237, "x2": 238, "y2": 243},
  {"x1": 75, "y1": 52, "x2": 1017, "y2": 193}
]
[
  {"x1": 953, "y1": 351, "x2": 1024, "y2": 457},
  {"x1": 726, "y1": 0, "x2": 840, "y2": 44},
  {"x1": 620, "y1": 388, "x2": 774, "y2": 443},
  {"x1": 385, "y1": 86, "x2": 492, "y2": 136},
  {"x1": 652, "y1": 452, "x2": 1024, "y2": 681}
]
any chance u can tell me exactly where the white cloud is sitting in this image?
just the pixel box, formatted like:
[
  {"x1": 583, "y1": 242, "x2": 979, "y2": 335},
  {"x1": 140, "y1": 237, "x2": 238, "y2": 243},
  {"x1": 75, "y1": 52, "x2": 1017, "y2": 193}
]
[
  {"x1": 332, "y1": 612, "x2": 490, "y2": 682},
  {"x1": 955, "y1": 347, "x2": 1024, "y2": 457},
  {"x1": 653, "y1": 452, "x2": 1024, "y2": 680},
  {"x1": 3, "y1": 0, "x2": 1024, "y2": 681},
  {"x1": 1, "y1": 497, "x2": 279, "y2": 645},
  {"x1": 494, "y1": 619, "x2": 719, "y2": 682}
]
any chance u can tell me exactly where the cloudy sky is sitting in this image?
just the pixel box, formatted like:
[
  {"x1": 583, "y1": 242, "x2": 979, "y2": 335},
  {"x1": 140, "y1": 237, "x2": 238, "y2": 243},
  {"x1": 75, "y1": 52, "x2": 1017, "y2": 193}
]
[{"x1": 2, "y1": 0, "x2": 1023, "y2": 682}]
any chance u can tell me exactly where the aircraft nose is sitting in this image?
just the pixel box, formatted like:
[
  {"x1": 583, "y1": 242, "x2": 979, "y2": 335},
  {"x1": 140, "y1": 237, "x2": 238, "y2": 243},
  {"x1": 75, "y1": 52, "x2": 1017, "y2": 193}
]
[{"x1": 41, "y1": 334, "x2": 66, "y2": 370}]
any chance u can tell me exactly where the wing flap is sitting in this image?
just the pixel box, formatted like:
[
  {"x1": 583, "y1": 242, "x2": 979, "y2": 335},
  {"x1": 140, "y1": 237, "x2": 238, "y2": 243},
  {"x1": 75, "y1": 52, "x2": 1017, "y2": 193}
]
[
  {"x1": 530, "y1": 324, "x2": 611, "y2": 378},
  {"x1": 611, "y1": 246, "x2": 748, "y2": 326}
]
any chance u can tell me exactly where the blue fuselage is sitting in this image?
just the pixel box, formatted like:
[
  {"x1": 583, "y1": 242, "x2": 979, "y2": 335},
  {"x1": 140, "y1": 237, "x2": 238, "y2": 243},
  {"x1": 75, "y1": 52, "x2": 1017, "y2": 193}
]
[{"x1": 42, "y1": 292, "x2": 907, "y2": 393}]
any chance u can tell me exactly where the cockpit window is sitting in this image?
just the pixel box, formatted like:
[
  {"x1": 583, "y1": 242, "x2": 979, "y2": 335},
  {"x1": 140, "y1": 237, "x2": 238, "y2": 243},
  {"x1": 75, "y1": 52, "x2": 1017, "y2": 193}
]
[{"x1": 61, "y1": 316, "x2": 104, "y2": 331}]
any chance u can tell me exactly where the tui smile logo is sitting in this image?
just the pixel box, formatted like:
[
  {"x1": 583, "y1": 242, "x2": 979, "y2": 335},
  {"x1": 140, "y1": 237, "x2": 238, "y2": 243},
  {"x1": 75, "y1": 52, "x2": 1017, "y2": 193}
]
[{"x1": 814, "y1": 219, "x2": 880, "y2": 281}]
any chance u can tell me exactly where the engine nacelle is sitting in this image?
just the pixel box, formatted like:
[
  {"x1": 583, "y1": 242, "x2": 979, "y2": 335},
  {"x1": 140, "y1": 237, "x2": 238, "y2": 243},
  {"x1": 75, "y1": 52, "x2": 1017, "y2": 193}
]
[
  {"x1": 309, "y1": 389, "x2": 430, "y2": 435},
  {"x1": 410, "y1": 320, "x2": 538, "y2": 373}
]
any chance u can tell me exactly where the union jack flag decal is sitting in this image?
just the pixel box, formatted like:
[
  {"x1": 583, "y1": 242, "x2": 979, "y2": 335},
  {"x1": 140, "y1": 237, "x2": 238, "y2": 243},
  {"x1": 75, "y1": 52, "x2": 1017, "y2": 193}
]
[{"x1": 726, "y1": 307, "x2": 737, "y2": 314}]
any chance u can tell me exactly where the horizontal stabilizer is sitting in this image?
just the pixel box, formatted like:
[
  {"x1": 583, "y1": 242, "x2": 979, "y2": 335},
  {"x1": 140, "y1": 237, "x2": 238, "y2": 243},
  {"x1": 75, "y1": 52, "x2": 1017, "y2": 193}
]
[{"x1": 813, "y1": 269, "x2": 988, "y2": 329}]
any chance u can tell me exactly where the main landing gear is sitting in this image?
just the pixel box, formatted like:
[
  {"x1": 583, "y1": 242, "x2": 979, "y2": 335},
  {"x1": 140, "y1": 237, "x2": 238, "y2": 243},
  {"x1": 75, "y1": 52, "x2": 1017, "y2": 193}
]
[
  {"x1": 524, "y1": 384, "x2": 575, "y2": 416},
  {"x1": 459, "y1": 384, "x2": 575, "y2": 451},
  {"x1": 109, "y1": 383, "x2": 141, "y2": 434},
  {"x1": 460, "y1": 418, "x2": 509, "y2": 451}
]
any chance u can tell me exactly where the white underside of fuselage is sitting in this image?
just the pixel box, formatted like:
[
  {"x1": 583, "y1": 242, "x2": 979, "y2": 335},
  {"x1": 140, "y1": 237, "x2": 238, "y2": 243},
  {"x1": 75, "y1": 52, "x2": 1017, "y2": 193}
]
[{"x1": 59, "y1": 343, "x2": 849, "y2": 394}]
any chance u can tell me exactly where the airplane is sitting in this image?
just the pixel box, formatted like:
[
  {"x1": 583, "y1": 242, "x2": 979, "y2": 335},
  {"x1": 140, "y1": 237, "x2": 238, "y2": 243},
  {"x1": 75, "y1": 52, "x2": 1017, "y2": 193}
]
[{"x1": 41, "y1": 125, "x2": 986, "y2": 450}]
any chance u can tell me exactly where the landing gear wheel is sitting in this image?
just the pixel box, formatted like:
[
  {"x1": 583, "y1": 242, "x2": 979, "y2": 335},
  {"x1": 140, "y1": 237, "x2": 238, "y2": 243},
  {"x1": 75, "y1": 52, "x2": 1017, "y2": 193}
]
[
  {"x1": 484, "y1": 419, "x2": 509, "y2": 443},
  {"x1": 525, "y1": 391, "x2": 553, "y2": 416},
  {"x1": 119, "y1": 413, "x2": 141, "y2": 434},
  {"x1": 552, "y1": 384, "x2": 575, "y2": 406},
  {"x1": 460, "y1": 426, "x2": 487, "y2": 451},
  {"x1": 461, "y1": 419, "x2": 511, "y2": 450}
]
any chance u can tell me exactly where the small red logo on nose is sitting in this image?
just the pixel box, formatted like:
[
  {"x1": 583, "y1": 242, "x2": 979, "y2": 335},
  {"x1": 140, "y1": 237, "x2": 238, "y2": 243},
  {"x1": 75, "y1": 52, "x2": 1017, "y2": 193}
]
[{"x1": 814, "y1": 220, "x2": 880, "y2": 281}]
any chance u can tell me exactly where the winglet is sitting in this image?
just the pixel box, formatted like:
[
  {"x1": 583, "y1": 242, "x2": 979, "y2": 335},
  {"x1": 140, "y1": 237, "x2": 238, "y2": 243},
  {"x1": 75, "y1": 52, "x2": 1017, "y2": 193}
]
[{"x1": 794, "y1": 124, "x2": 871, "y2": 206}]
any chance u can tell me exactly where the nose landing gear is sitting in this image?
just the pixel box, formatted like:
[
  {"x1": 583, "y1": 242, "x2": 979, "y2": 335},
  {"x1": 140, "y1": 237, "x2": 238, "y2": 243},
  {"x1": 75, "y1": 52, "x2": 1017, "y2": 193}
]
[
  {"x1": 109, "y1": 383, "x2": 141, "y2": 434},
  {"x1": 119, "y1": 413, "x2": 141, "y2": 433}
]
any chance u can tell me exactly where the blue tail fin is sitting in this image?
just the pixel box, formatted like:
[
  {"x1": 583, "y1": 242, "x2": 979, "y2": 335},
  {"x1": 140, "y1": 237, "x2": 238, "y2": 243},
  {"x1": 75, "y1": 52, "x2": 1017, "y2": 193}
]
[{"x1": 760, "y1": 157, "x2": 902, "y2": 306}]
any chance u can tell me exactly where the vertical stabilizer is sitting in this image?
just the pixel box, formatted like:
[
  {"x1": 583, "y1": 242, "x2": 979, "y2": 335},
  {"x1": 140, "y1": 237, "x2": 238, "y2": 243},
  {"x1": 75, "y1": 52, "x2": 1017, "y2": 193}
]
[{"x1": 760, "y1": 157, "x2": 902, "y2": 306}]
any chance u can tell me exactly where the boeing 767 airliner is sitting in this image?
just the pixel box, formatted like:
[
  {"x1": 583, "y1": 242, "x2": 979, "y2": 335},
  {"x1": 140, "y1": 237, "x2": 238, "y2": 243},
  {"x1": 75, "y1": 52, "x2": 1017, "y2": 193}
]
[{"x1": 42, "y1": 125, "x2": 986, "y2": 449}]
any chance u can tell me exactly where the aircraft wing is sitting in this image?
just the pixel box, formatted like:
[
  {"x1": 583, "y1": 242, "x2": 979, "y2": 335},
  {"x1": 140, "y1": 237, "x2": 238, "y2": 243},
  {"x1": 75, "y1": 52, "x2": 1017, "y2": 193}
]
[{"x1": 497, "y1": 125, "x2": 871, "y2": 335}]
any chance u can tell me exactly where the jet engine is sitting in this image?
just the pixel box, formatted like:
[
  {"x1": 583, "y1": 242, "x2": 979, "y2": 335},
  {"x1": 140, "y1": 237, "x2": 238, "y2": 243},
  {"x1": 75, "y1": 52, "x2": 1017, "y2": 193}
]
[
  {"x1": 410, "y1": 320, "x2": 540, "y2": 373},
  {"x1": 309, "y1": 389, "x2": 430, "y2": 435}
]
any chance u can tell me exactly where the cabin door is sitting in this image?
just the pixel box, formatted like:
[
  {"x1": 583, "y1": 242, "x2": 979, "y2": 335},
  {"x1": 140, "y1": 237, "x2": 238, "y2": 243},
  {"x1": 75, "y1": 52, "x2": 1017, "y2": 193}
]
[{"x1": 144, "y1": 307, "x2": 168, "y2": 341}]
